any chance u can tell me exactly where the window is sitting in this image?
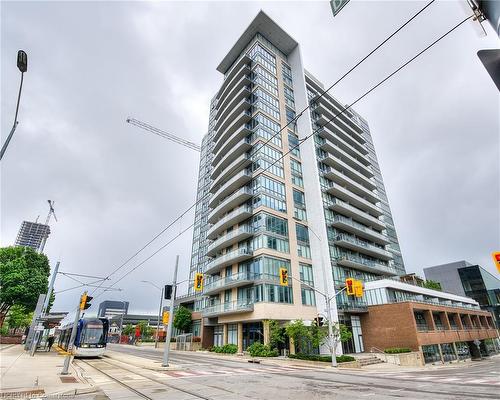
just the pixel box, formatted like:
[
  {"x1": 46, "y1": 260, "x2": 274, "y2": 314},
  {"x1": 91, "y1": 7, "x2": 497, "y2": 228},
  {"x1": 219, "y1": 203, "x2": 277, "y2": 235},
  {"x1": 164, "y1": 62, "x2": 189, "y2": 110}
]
[
  {"x1": 252, "y1": 212, "x2": 288, "y2": 236},
  {"x1": 296, "y1": 224, "x2": 311, "y2": 259},
  {"x1": 227, "y1": 324, "x2": 238, "y2": 345},
  {"x1": 290, "y1": 159, "x2": 303, "y2": 188},
  {"x1": 286, "y1": 107, "x2": 296, "y2": 124},
  {"x1": 441, "y1": 343, "x2": 457, "y2": 362},
  {"x1": 422, "y1": 344, "x2": 441, "y2": 364},
  {"x1": 288, "y1": 132, "x2": 300, "y2": 157},
  {"x1": 299, "y1": 263, "x2": 314, "y2": 286},
  {"x1": 301, "y1": 288, "x2": 316, "y2": 306},
  {"x1": 414, "y1": 311, "x2": 428, "y2": 331}
]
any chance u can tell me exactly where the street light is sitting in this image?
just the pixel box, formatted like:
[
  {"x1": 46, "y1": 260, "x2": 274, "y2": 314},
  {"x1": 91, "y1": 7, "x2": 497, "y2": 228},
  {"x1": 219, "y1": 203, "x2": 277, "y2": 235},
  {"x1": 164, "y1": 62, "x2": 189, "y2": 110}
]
[
  {"x1": 141, "y1": 280, "x2": 164, "y2": 349},
  {"x1": 0, "y1": 50, "x2": 28, "y2": 161}
]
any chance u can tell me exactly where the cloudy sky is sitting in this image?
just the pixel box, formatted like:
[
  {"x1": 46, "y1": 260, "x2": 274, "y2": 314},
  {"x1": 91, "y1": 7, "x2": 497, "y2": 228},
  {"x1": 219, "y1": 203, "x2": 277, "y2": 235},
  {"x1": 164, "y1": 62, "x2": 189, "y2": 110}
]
[{"x1": 1, "y1": 1, "x2": 498, "y2": 315}]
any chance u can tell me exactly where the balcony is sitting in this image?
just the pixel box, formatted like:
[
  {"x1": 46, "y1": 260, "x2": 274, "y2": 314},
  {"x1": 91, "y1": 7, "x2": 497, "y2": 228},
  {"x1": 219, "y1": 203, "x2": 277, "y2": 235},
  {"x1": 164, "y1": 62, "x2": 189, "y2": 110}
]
[
  {"x1": 203, "y1": 271, "x2": 256, "y2": 296},
  {"x1": 216, "y1": 55, "x2": 251, "y2": 101},
  {"x1": 326, "y1": 198, "x2": 385, "y2": 230},
  {"x1": 325, "y1": 184, "x2": 383, "y2": 217},
  {"x1": 209, "y1": 170, "x2": 253, "y2": 208},
  {"x1": 217, "y1": 71, "x2": 252, "y2": 113},
  {"x1": 320, "y1": 137, "x2": 373, "y2": 175},
  {"x1": 207, "y1": 205, "x2": 253, "y2": 239},
  {"x1": 337, "y1": 301, "x2": 368, "y2": 313},
  {"x1": 332, "y1": 233, "x2": 393, "y2": 260},
  {"x1": 314, "y1": 94, "x2": 364, "y2": 136},
  {"x1": 212, "y1": 136, "x2": 252, "y2": 178},
  {"x1": 215, "y1": 85, "x2": 251, "y2": 124},
  {"x1": 330, "y1": 215, "x2": 390, "y2": 245},
  {"x1": 208, "y1": 187, "x2": 253, "y2": 223},
  {"x1": 213, "y1": 112, "x2": 252, "y2": 150},
  {"x1": 207, "y1": 225, "x2": 254, "y2": 256},
  {"x1": 211, "y1": 153, "x2": 252, "y2": 189},
  {"x1": 214, "y1": 98, "x2": 252, "y2": 135},
  {"x1": 213, "y1": 123, "x2": 253, "y2": 160},
  {"x1": 204, "y1": 247, "x2": 253, "y2": 275},
  {"x1": 313, "y1": 101, "x2": 365, "y2": 145},
  {"x1": 323, "y1": 167, "x2": 379, "y2": 204},
  {"x1": 317, "y1": 124, "x2": 368, "y2": 157},
  {"x1": 321, "y1": 154, "x2": 376, "y2": 189},
  {"x1": 336, "y1": 254, "x2": 398, "y2": 276},
  {"x1": 202, "y1": 300, "x2": 254, "y2": 317}
]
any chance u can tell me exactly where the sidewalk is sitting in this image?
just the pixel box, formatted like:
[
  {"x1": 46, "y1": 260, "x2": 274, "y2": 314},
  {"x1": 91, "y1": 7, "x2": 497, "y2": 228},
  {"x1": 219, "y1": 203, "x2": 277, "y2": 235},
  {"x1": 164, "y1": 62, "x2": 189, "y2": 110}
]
[{"x1": 0, "y1": 345, "x2": 101, "y2": 399}]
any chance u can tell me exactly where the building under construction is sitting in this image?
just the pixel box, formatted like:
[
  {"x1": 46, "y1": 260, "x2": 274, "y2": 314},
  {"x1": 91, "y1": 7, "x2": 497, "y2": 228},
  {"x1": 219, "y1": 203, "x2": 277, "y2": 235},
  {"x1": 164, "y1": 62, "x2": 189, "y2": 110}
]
[{"x1": 14, "y1": 221, "x2": 50, "y2": 251}]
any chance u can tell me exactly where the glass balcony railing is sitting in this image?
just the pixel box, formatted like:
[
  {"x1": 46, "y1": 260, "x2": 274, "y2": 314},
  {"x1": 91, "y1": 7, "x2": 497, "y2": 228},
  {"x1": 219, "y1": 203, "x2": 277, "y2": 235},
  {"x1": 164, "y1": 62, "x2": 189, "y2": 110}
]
[
  {"x1": 325, "y1": 198, "x2": 385, "y2": 228},
  {"x1": 202, "y1": 300, "x2": 254, "y2": 317},
  {"x1": 204, "y1": 247, "x2": 253, "y2": 274},
  {"x1": 336, "y1": 254, "x2": 397, "y2": 276},
  {"x1": 330, "y1": 214, "x2": 389, "y2": 244},
  {"x1": 207, "y1": 225, "x2": 254, "y2": 255},
  {"x1": 208, "y1": 186, "x2": 253, "y2": 223},
  {"x1": 332, "y1": 233, "x2": 392, "y2": 259},
  {"x1": 207, "y1": 205, "x2": 253, "y2": 239}
]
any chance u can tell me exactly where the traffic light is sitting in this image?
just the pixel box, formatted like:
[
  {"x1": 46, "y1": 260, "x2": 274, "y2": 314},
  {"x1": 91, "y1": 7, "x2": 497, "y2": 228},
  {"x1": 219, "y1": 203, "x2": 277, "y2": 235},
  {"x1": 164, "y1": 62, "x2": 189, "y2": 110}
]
[
  {"x1": 313, "y1": 316, "x2": 324, "y2": 327},
  {"x1": 79, "y1": 292, "x2": 92, "y2": 310},
  {"x1": 354, "y1": 280, "x2": 363, "y2": 298},
  {"x1": 279, "y1": 268, "x2": 288, "y2": 286},
  {"x1": 492, "y1": 252, "x2": 500, "y2": 273},
  {"x1": 162, "y1": 311, "x2": 169, "y2": 324},
  {"x1": 194, "y1": 273, "x2": 203, "y2": 292},
  {"x1": 164, "y1": 285, "x2": 173, "y2": 300},
  {"x1": 345, "y1": 278, "x2": 355, "y2": 295}
]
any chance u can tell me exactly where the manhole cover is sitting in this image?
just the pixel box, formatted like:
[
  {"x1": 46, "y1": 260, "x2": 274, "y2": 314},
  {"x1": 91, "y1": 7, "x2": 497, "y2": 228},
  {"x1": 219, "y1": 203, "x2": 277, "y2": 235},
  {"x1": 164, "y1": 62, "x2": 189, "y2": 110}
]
[{"x1": 60, "y1": 376, "x2": 78, "y2": 383}]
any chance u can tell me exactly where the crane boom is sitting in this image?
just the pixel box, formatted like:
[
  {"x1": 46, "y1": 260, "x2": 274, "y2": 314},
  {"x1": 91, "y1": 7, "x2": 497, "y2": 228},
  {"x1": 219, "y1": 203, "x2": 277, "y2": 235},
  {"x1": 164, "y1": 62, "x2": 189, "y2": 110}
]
[{"x1": 126, "y1": 117, "x2": 201, "y2": 152}]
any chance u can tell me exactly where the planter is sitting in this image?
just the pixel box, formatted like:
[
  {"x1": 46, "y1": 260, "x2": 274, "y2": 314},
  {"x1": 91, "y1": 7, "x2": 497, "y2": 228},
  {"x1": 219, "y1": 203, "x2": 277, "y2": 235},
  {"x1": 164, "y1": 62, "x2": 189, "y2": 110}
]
[{"x1": 0, "y1": 335, "x2": 23, "y2": 344}]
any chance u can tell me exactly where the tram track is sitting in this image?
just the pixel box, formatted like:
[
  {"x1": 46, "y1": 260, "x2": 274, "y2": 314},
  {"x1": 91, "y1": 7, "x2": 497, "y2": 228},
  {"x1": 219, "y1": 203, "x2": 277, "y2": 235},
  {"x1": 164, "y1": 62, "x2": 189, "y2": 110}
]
[{"x1": 79, "y1": 357, "x2": 243, "y2": 400}]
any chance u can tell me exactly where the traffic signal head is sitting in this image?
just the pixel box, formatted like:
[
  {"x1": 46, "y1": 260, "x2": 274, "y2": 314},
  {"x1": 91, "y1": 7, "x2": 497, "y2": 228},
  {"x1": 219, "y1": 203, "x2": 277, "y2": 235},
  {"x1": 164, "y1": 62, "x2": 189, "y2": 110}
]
[
  {"x1": 492, "y1": 252, "x2": 500, "y2": 273},
  {"x1": 162, "y1": 311, "x2": 170, "y2": 324},
  {"x1": 279, "y1": 268, "x2": 288, "y2": 286},
  {"x1": 79, "y1": 292, "x2": 93, "y2": 310},
  {"x1": 354, "y1": 280, "x2": 363, "y2": 298},
  {"x1": 345, "y1": 278, "x2": 355, "y2": 295},
  {"x1": 318, "y1": 316, "x2": 324, "y2": 327},
  {"x1": 194, "y1": 273, "x2": 204, "y2": 292},
  {"x1": 164, "y1": 285, "x2": 173, "y2": 300}
]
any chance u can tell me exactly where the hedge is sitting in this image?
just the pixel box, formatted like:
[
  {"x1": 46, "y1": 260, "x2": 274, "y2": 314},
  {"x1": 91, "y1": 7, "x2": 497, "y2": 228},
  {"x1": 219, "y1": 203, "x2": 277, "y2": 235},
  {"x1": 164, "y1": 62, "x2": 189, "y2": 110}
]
[
  {"x1": 210, "y1": 344, "x2": 238, "y2": 354},
  {"x1": 247, "y1": 343, "x2": 279, "y2": 357},
  {"x1": 288, "y1": 353, "x2": 355, "y2": 363},
  {"x1": 384, "y1": 347, "x2": 412, "y2": 354}
]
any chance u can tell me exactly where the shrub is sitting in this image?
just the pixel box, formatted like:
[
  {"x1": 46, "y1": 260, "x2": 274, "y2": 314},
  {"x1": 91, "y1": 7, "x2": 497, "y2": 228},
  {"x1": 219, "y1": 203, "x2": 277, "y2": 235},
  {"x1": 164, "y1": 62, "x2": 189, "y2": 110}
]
[
  {"x1": 384, "y1": 347, "x2": 412, "y2": 354},
  {"x1": 192, "y1": 336, "x2": 201, "y2": 342},
  {"x1": 212, "y1": 344, "x2": 238, "y2": 354},
  {"x1": 288, "y1": 353, "x2": 355, "y2": 363},
  {"x1": 247, "y1": 342, "x2": 279, "y2": 357},
  {"x1": 170, "y1": 337, "x2": 176, "y2": 342}
]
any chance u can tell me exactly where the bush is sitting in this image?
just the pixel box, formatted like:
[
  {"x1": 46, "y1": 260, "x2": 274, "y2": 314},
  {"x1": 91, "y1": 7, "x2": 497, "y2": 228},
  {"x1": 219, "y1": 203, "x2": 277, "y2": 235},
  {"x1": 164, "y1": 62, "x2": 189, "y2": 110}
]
[
  {"x1": 212, "y1": 344, "x2": 238, "y2": 354},
  {"x1": 247, "y1": 342, "x2": 279, "y2": 357},
  {"x1": 384, "y1": 347, "x2": 412, "y2": 354},
  {"x1": 193, "y1": 336, "x2": 201, "y2": 342},
  {"x1": 170, "y1": 337, "x2": 176, "y2": 342},
  {"x1": 288, "y1": 353, "x2": 355, "y2": 363}
]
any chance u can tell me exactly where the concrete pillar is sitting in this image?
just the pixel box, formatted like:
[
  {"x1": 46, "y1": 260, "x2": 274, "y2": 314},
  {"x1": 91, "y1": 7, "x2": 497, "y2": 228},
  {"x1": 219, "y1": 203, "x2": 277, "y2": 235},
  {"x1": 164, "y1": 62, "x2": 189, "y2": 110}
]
[
  {"x1": 263, "y1": 320, "x2": 270, "y2": 345},
  {"x1": 289, "y1": 337, "x2": 296, "y2": 355},
  {"x1": 465, "y1": 314, "x2": 473, "y2": 329},
  {"x1": 442, "y1": 312, "x2": 451, "y2": 330},
  {"x1": 223, "y1": 324, "x2": 228, "y2": 345},
  {"x1": 455, "y1": 313, "x2": 464, "y2": 330},
  {"x1": 237, "y1": 323, "x2": 243, "y2": 353},
  {"x1": 424, "y1": 310, "x2": 436, "y2": 330},
  {"x1": 452, "y1": 342, "x2": 459, "y2": 360}
]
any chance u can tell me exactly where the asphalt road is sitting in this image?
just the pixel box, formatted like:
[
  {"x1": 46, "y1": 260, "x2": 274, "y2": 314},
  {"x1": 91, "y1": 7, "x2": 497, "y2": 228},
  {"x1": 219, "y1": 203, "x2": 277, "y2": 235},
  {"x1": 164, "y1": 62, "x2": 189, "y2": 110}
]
[{"x1": 80, "y1": 344, "x2": 499, "y2": 400}]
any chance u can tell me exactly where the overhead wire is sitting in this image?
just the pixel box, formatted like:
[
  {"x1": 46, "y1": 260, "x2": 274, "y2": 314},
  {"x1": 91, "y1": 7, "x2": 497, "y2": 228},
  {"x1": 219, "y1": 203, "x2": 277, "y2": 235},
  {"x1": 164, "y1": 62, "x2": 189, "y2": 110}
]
[{"x1": 89, "y1": 1, "x2": 454, "y2": 299}]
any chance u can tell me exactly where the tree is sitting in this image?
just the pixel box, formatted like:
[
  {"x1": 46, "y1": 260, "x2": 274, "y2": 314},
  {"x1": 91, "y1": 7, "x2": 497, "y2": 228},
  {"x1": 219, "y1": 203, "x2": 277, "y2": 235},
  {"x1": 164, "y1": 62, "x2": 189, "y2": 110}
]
[
  {"x1": 268, "y1": 319, "x2": 285, "y2": 350},
  {"x1": 122, "y1": 324, "x2": 134, "y2": 336},
  {"x1": 0, "y1": 246, "x2": 50, "y2": 326},
  {"x1": 285, "y1": 319, "x2": 310, "y2": 350},
  {"x1": 423, "y1": 280, "x2": 441, "y2": 291},
  {"x1": 173, "y1": 306, "x2": 192, "y2": 332},
  {"x1": 6, "y1": 305, "x2": 33, "y2": 334},
  {"x1": 136, "y1": 320, "x2": 153, "y2": 338}
]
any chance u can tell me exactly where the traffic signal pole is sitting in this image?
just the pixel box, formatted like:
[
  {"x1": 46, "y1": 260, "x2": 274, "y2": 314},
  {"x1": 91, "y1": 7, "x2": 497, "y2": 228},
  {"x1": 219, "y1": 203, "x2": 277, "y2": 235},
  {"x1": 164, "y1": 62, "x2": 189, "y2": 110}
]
[
  {"x1": 155, "y1": 286, "x2": 164, "y2": 349},
  {"x1": 61, "y1": 304, "x2": 82, "y2": 375},
  {"x1": 162, "y1": 255, "x2": 179, "y2": 367}
]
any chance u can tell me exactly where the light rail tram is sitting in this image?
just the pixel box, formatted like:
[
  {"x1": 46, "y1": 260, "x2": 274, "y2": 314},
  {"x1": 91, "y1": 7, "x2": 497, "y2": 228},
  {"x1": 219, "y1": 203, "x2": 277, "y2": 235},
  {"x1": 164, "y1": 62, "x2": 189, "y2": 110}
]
[{"x1": 57, "y1": 318, "x2": 108, "y2": 357}]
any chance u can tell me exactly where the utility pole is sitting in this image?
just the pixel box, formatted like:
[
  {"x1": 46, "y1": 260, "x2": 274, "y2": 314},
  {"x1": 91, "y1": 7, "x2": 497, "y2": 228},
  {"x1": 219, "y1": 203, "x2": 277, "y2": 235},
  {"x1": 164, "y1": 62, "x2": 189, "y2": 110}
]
[
  {"x1": 162, "y1": 255, "x2": 179, "y2": 367},
  {"x1": 0, "y1": 50, "x2": 27, "y2": 162},
  {"x1": 155, "y1": 286, "x2": 164, "y2": 349},
  {"x1": 42, "y1": 261, "x2": 60, "y2": 315},
  {"x1": 61, "y1": 297, "x2": 83, "y2": 375}
]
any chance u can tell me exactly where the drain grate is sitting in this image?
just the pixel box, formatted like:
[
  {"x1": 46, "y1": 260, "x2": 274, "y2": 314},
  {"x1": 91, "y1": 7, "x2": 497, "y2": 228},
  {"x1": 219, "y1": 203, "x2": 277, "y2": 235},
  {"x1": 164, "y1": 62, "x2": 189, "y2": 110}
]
[{"x1": 60, "y1": 376, "x2": 78, "y2": 383}]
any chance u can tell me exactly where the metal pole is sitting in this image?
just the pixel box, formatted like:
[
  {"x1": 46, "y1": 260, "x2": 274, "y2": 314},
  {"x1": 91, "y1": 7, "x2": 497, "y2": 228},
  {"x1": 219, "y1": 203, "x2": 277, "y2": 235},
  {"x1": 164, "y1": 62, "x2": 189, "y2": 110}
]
[
  {"x1": 162, "y1": 255, "x2": 179, "y2": 367},
  {"x1": 0, "y1": 72, "x2": 24, "y2": 161},
  {"x1": 326, "y1": 295, "x2": 337, "y2": 368},
  {"x1": 61, "y1": 303, "x2": 82, "y2": 375},
  {"x1": 155, "y1": 287, "x2": 163, "y2": 349},
  {"x1": 25, "y1": 294, "x2": 45, "y2": 351},
  {"x1": 42, "y1": 261, "x2": 60, "y2": 315}
]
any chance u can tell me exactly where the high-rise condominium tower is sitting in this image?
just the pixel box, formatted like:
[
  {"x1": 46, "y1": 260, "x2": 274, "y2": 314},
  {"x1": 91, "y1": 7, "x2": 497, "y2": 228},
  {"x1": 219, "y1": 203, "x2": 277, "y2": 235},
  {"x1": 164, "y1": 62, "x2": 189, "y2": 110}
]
[{"x1": 188, "y1": 11, "x2": 405, "y2": 354}]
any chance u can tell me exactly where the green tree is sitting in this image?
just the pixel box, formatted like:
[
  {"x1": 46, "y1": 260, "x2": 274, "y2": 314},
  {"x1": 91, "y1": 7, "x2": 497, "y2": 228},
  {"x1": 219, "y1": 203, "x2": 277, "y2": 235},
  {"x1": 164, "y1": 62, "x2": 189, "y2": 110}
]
[
  {"x1": 173, "y1": 306, "x2": 192, "y2": 332},
  {"x1": 285, "y1": 320, "x2": 309, "y2": 346},
  {"x1": 0, "y1": 246, "x2": 50, "y2": 326},
  {"x1": 122, "y1": 324, "x2": 134, "y2": 335},
  {"x1": 136, "y1": 320, "x2": 153, "y2": 338},
  {"x1": 268, "y1": 319, "x2": 285, "y2": 350},
  {"x1": 423, "y1": 280, "x2": 441, "y2": 291},
  {"x1": 6, "y1": 305, "x2": 33, "y2": 334}
]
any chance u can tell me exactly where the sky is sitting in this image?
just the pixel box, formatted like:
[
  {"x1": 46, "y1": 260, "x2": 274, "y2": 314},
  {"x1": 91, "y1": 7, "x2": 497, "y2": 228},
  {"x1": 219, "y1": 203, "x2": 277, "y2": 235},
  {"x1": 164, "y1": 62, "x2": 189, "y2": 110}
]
[{"x1": 1, "y1": 1, "x2": 499, "y2": 315}]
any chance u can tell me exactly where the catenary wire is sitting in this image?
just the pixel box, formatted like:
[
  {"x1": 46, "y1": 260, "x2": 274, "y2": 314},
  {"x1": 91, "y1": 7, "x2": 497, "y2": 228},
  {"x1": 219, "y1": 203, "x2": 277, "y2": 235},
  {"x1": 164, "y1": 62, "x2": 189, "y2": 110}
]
[
  {"x1": 83, "y1": 1, "x2": 436, "y2": 300},
  {"x1": 91, "y1": 13, "x2": 472, "y2": 301}
]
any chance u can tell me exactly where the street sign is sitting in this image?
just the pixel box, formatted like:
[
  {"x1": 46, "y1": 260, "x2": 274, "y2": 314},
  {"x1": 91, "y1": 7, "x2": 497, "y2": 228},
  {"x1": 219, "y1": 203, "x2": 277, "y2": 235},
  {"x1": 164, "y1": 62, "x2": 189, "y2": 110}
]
[
  {"x1": 492, "y1": 251, "x2": 500, "y2": 273},
  {"x1": 330, "y1": 0, "x2": 350, "y2": 17}
]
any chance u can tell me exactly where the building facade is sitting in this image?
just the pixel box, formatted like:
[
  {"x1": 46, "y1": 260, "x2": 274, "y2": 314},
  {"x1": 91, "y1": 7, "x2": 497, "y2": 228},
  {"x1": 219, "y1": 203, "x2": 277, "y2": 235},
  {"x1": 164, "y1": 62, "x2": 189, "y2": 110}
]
[
  {"x1": 361, "y1": 279, "x2": 499, "y2": 363},
  {"x1": 424, "y1": 261, "x2": 500, "y2": 327},
  {"x1": 97, "y1": 300, "x2": 129, "y2": 320},
  {"x1": 187, "y1": 11, "x2": 406, "y2": 353},
  {"x1": 14, "y1": 221, "x2": 50, "y2": 251}
]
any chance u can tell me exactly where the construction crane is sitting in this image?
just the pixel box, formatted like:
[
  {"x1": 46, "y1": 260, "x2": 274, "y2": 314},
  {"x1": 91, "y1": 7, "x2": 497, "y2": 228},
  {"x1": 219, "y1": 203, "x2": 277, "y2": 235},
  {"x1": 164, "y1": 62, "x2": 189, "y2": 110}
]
[
  {"x1": 126, "y1": 117, "x2": 201, "y2": 152},
  {"x1": 39, "y1": 200, "x2": 57, "y2": 254}
]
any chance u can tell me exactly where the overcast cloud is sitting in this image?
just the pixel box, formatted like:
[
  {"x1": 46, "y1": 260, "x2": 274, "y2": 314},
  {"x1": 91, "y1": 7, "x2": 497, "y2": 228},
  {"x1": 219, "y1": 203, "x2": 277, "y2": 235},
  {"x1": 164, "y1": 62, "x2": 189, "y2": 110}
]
[{"x1": 1, "y1": 1, "x2": 498, "y2": 315}]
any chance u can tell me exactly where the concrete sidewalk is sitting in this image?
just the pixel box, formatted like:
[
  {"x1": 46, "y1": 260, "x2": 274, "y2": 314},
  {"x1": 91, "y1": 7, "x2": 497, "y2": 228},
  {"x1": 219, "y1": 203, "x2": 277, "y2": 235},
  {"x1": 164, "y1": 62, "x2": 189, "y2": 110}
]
[{"x1": 0, "y1": 345, "x2": 101, "y2": 399}]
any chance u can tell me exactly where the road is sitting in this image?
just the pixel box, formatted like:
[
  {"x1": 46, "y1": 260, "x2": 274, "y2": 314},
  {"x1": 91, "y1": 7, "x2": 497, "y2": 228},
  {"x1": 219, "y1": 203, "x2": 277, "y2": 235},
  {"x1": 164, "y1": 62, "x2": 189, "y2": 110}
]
[{"x1": 76, "y1": 344, "x2": 500, "y2": 400}]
